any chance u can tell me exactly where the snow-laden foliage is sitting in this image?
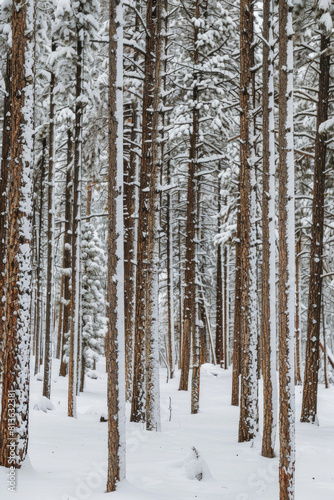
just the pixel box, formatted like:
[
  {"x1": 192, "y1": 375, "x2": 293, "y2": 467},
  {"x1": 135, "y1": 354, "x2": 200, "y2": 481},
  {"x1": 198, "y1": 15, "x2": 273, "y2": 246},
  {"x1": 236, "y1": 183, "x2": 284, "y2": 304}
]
[{"x1": 81, "y1": 222, "x2": 107, "y2": 369}]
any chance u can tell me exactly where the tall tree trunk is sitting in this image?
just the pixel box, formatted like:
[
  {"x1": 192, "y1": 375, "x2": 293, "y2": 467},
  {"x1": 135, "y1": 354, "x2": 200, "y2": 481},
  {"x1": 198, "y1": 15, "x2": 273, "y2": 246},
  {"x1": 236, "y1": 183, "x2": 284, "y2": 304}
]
[
  {"x1": 322, "y1": 303, "x2": 328, "y2": 389},
  {"x1": 34, "y1": 138, "x2": 47, "y2": 376},
  {"x1": 145, "y1": 0, "x2": 162, "y2": 431},
  {"x1": 56, "y1": 272, "x2": 64, "y2": 360},
  {"x1": 261, "y1": 0, "x2": 277, "y2": 459},
  {"x1": 161, "y1": 0, "x2": 174, "y2": 381},
  {"x1": 68, "y1": 20, "x2": 83, "y2": 418},
  {"x1": 231, "y1": 211, "x2": 241, "y2": 406},
  {"x1": 106, "y1": 0, "x2": 125, "y2": 491},
  {"x1": 166, "y1": 159, "x2": 175, "y2": 379},
  {"x1": 216, "y1": 192, "x2": 223, "y2": 365},
  {"x1": 43, "y1": 43, "x2": 56, "y2": 399},
  {"x1": 0, "y1": 0, "x2": 34, "y2": 468},
  {"x1": 178, "y1": 187, "x2": 183, "y2": 369},
  {"x1": 124, "y1": 105, "x2": 137, "y2": 400},
  {"x1": 131, "y1": 0, "x2": 162, "y2": 429},
  {"x1": 300, "y1": 28, "x2": 330, "y2": 425},
  {"x1": 0, "y1": 54, "x2": 11, "y2": 384},
  {"x1": 191, "y1": 164, "x2": 201, "y2": 414},
  {"x1": 238, "y1": 0, "x2": 258, "y2": 443},
  {"x1": 278, "y1": 0, "x2": 295, "y2": 496},
  {"x1": 179, "y1": 0, "x2": 200, "y2": 392},
  {"x1": 223, "y1": 244, "x2": 228, "y2": 369},
  {"x1": 59, "y1": 130, "x2": 73, "y2": 377},
  {"x1": 294, "y1": 236, "x2": 302, "y2": 385}
]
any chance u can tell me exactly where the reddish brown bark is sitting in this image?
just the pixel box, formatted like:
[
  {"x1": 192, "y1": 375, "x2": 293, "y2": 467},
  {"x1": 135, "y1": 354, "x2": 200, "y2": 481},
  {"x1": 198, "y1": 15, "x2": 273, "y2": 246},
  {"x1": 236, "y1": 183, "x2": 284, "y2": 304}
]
[
  {"x1": 295, "y1": 237, "x2": 302, "y2": 385},
  {"x1": 131, "y1": 0, "x2": 161, "y2": 424},
  {"x1": 301, "y1": 31, "x2": 330, "y2": 424},
  {"x1": 231, "y1": 211, "x2": 241, "y2": 406},
  {"x1": 179, "y1": 0, "x2": 200, "y2": 392},
  {"x1": 124, "y1": 106, "x2": 137, "y2": 400},
  {"x1": 0, "y1": 54, "x2": 11, "y2": 380},
  {"x1": 0, "y1": 0, "x2": 34, "y2": 468},
  {"x1": 59, "y1": 130, "x2": 73, "y2": 377}
]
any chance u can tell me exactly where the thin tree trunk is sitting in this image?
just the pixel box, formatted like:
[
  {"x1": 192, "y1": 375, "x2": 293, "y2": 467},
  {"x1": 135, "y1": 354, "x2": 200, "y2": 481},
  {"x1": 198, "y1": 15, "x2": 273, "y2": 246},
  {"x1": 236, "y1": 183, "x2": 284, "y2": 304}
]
[
  {"x1": 86, "y1": 180, "x2": 93, "y2": 215},
  {"x1": 59, "y1": 130, "x2": 73, "y2": 377},
  {"x1": 68, "y1": 22, "x2": 83, "y2": 418},
  {"x1": 34, "y1": 138, "x2": 47, "y2": 376},
  {"x1": 295, "y1": 236, "x2": 302, "y2": 385},
  {"x1": 301, "y1": 29, "x2": 330, "y2": 424},
  {"x1": 319, "y1": 340, "x2": 334, "y2": 370},
  {"x1": 43, "y1": 43, "x2": 56, "y2": 399},
  {"x1": 166, "y1": 159, "x2": 175, "y2": 379},
  {"x1": 106, "y1": 0, "x2": 126, "y2": 490},
  {"x1": 231, "y1": 210, "x2": 241, "y2": 406},
  {"x1": 0, "y1": 0, "x2": 34, "y2": 468},
  {"x1": 191, "y1": 164, "x2": 201, "y2": 414},
  {"x1": 145, "y1": 0, "x2": 162, "y2": 431},
  {"x1": 223, "y1": 244, "x2": 228, "y2": 370},
  {"x1": 322, "y1": 303, "x2": 328, "y2": 389},
  {"x1": 56, "y1": 273, "x2": 64, "y2": 359},
  {"x1": 179, "y1": 0, "x2": 200, "y2": 392},
  {"x1": 199, "y1": 301, "x2": 208, "y2": 365},
  {"x1": 216, "y1": 192, "x2": 223, "y2": 365},
  {"x1": 261, "y1": 0, "x2": 277, "y2": 459},
  {"x1": 278, "y1": 0, "x2": 296, "y2": 495},
  {"x1": 178, "y1": 187, "x2": 183, "y2": 369},
  {"x1": 124, "y1": 105, "x2": 137, "y2": 400}
]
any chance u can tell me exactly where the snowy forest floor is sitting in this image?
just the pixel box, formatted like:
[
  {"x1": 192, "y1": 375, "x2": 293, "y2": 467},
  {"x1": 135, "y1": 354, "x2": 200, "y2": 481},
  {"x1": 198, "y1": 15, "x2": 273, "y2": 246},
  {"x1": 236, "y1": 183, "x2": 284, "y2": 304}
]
[{"x1": 1, "y1": 361, "x2": 334, "y2": 500}]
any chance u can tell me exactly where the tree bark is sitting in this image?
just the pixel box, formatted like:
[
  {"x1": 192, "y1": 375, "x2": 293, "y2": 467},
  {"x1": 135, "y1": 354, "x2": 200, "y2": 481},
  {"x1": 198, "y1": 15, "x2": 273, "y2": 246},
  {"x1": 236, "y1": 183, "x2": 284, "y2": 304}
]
[
  {"x1": 34, "y1": 137, "x2": 46, "y2": 376},
  {"x1": 0, "y1": 54, "x2": 11, "y2": 384},
  {"x1": 0, "y1": 0, "x2": 34, "y2": 468},
  {"x1": 278, "y1": 0, "x2": 296, "y2": 496},
  {"x1": 59, "y1": 130, "x2": 73, "y2": 377},
  {"x1": 261, "y1": 0, "x2": 277, "y2": 459},
  {"x1": 216, "y1": 193, "x2": 223, "y2": 365},
  {"x1": 179, "y1": 0, "x2": 200, "y2": 393},
  {"x1": 106, "y1": 0, "x2": 126, "y2": 491},
  {"x1": 300, "y1": 29, "x2": 330, "y2": 424},
  {"x1": 166, "y1": 158, "x2": 175, "y2": 379},
  {"x1": 124, "y1": 105, "x2": 137, "y2": 400},
  {"x1": 178, "y1": 187, "x2": 183, "y2": 369},
  {"x1": 43, "y1": 43, "x2": 56, "y2": 399},
  {"x1": 238, "y1": 0, "x2": 258, "y2": 443},
  {"x1": 231, "y1": 211, "x2": 241, "y2": 406},
  {"x1": 68, "y1": 17, "x2": 83, "y2": 417},
  {"x1": 294, "y1": 236, "x2": 302, "y2": 385},
  {"x1": 322, "y1": 303, "x2": 328, "y2": 389},
  {"x1": 131, "y1": 0, "x2": 162, "y2": 429},
  {"x1": 145, "y1": 0, "x2": 162, "y2": 431},
  {"x1": 223, "y1": 244, "x2": 228, "y2": 370}
]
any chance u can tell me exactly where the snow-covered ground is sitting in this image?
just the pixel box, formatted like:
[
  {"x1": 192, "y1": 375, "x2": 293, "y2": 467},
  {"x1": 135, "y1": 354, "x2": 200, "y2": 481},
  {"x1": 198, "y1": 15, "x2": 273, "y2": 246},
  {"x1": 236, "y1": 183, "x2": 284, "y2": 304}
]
[{"x1": 1, "y1": 360, "x2": 334, "y2": 499}]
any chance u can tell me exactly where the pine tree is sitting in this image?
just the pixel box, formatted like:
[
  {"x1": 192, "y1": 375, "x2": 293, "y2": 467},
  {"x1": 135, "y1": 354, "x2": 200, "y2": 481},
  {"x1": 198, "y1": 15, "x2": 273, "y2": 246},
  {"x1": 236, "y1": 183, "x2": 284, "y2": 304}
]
[
  {"x1": 300, "y1": 0, "x2": 331, "y2": 425},
  {"x1": 43, "y1": 39, "x2": 56, "y2": 400},
  {"x1": 131, "y1": 0, "x2": 162, "y2": 430},
  {"x1": 0, "y1": 52, "x2": 11, "y2": 384},
  {"x1": 278, "y1": 0, "x2": 296, "y2": 496},
  {"x1": 238, "y1": 0, "x2": 258, "y2": 443},
  {"x1": 106, "y1": 0, "x2": 125, "y2": 491},
  {"x1": 261, "y1": 0, "x2": 277, "y2": 458},
  {"x1": 0, "y1": 0, "x2": 35, "y2": 468},
  {"x1": 179, "y1": 0, "x2": 200, "y2": 395}
]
